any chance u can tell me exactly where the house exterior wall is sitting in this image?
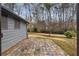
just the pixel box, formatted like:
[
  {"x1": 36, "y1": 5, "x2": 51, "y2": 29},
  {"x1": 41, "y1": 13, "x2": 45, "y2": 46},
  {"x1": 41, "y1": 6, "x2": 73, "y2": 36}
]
[{"x1": 1, "y1": 16, "x2": 27, "y2": 52}]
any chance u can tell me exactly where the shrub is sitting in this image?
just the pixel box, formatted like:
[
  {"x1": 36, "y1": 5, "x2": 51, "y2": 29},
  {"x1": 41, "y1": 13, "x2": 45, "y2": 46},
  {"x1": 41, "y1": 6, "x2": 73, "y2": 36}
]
[
  {"x1": 27, "y1": 28, "x2": 30, "y2": 32},
  {"x1": 52, "y1": 30, "x2": 64, "y2": 34},
  {"x1": 70, "y1": 31, "x2": 76, "y2": 37},
  {"x1": 32, "y1": 27, "x2": 37, "y2": 32},
  {"x1": 64, "y1": 31, "x2": 74, "y2": 38}
]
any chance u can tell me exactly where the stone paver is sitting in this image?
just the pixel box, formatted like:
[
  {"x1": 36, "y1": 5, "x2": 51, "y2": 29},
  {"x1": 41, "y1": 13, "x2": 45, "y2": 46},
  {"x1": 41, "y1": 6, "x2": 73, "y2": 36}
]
[{"x1": 2, "y1": 37, "x2": 68, "y2": 56}]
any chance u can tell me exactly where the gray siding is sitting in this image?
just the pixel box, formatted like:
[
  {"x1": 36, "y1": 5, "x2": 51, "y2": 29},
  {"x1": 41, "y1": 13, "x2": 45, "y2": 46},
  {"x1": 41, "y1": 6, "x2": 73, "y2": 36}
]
[{"x1": 1, "y1": 17, "x2": 27, "y2": 52}]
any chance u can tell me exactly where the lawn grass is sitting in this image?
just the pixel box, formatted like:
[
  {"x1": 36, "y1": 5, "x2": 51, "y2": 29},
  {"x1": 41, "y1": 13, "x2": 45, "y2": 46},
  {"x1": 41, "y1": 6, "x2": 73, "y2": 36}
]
[
  {"x1": 52, "y1": 39, "x2": 76, "y2": 56},
  {"x1": 28, "y1": 32, "x2": 77, "y2": 56},
  {"x1": 34, "y1": 36, "x2": 76, "y2": 55}
]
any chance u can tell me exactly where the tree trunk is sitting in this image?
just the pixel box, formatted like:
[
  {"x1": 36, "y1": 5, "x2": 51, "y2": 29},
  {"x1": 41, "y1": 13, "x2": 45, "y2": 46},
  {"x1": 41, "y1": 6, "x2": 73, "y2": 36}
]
[
  {"x1": 48, "y1": 10, "x2": 51, "y2": 36},
  {"x1": 0, "y1": 4, "x2": 2, "y2": 55},
  {"x1": 28, "y1": 4, "x2": 32, "y2": 32},
  {"x1": 62, "y1": 8, "x2": 65, "y2": 31}
]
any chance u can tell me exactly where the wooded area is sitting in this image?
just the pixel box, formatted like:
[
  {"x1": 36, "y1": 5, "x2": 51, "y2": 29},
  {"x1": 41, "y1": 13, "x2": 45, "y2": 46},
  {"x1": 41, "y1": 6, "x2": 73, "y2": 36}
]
[{"x1": 2, "y1": 3, "x2": 76, "y2": 35}]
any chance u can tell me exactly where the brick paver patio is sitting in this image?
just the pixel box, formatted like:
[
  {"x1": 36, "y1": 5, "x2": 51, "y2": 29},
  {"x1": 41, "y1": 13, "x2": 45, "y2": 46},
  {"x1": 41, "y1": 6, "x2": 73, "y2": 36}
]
[{"x1": 2, "y1": 37, "x2": 68, "y2": 56}]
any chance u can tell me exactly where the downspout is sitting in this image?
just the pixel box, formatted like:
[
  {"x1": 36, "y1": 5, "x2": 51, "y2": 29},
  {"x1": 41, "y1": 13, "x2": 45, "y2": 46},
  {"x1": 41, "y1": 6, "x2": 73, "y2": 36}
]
[
  {"x1": 26, "y1": 22, "x2": 29, "y2": 39},
  {"x1": 77, "y1": 3, "x2": 79, "y2": 56}
]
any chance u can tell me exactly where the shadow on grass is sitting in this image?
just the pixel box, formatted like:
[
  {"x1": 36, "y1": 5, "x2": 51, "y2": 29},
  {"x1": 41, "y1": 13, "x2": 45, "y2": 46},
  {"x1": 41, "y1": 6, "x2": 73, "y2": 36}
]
[{"x1": 39, "y1": 34, "x2": 65, "y2": 38}]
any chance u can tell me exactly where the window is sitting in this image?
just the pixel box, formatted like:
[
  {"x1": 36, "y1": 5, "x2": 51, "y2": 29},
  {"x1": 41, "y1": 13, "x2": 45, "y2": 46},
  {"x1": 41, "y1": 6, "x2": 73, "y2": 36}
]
[
  {"x1": 14, "y1": 20, "x2": 20, "y2": 29},
  {"x1": 1, "y1": 16, "x2": 8, "y2": 30}
]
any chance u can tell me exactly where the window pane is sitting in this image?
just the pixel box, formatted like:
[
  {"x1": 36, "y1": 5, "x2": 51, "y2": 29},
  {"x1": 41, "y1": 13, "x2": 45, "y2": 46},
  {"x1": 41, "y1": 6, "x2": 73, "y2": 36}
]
[
  {"x1": 14, "y1": 20, "x2": 20, "y2": 29},
  {"x1": 1, "y1": 16, "x2": 8, "y2": 30}
]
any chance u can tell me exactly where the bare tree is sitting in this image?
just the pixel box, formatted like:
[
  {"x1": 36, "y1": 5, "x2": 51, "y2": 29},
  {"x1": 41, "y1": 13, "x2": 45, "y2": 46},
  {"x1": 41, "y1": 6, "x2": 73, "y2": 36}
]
[{"x1": 44, "y1": 3, "x2": 55, "y2": 36}]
